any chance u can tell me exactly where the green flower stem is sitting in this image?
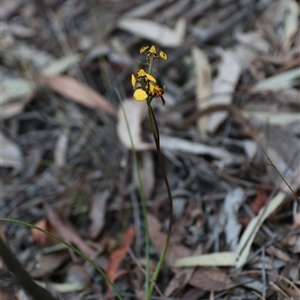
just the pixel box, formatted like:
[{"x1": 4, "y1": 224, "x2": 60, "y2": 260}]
[
  {"x1": 146, "y1": 103, "x2": 173, "y2": 299},
  {"x1": 115, "y1": 89, "x2": 150, "y2": 300},
  {"x1": 0, "y1": 218, "x2": 123, "y2": 300}
]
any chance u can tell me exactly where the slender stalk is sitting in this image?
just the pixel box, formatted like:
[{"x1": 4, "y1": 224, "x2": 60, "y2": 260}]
[
  {"x1": 146, "y1": 104, "x2": 173, "y2": 298},
  {"x1": 115, "y1": 89, "x2": 150, "y2": 299},
  {"x1": 263, "y1": 149, "x2": 300, "y2": 200}
]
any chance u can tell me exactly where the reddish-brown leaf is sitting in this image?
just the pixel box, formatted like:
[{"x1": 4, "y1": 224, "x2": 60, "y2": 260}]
[
  {"x1": 106, "y1": 225, "x2": 135, "y2": 283},
  {"x1": 250, "y1": 188, "x2": 268, "y2": 214},
  {"x1": 31, "y1": 219, "x2": 60, "y2": 246}
]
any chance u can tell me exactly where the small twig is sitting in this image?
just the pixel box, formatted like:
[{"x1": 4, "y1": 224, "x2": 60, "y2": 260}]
[
  {"x1": 252, "y1": 291, "x2": 266, "y2": 300},
  {"x1": 269, "y1": 282, "x2": 290, "y2": 299},
  {"x1": 263, "y1": 149, "x2": 300, "y2": 201}
]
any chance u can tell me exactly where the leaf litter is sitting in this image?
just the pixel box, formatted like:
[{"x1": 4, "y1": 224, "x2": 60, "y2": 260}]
[{"x1": 1, "y1": 0, "x2": 300, "y2": 299}]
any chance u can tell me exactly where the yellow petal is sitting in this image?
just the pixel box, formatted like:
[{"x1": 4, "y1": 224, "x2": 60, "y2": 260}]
[
  {"x1": 140, "y1": 46, "x2": 149, "y2": 54},
  {"x1": 148, "y1": 83, "x2": 155, "y2": 93},
  {"x1": 137, "y1": 69, "x2": 156, "y2": 83},
  {"x1": 131, "y1": 74, "x2": 136, "y2": 87},
  {"x1": 159, "y1": 50, "x2": 168, "y2": 60},
  {"x1": 148, "y1": 45, "x2": 157, "y2": 55},
  {"x1": 145, "y1": 72, "x2": 156, "y2": 83},
  {"x1": 137, "y1": 69, "x2": 146, "y2": 77},
  {"x1": 133, "y1": 89, "x2": 148, "y2": 101}
]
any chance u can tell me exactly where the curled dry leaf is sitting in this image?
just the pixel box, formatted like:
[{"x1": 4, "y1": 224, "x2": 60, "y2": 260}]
[
  {"x1": 117, "y1": 18, "x2": 183, "y2": 47},
  {"x1": 39, "y1": 76, "x2": 116, "y2": 115},
  {"x1": 117, "y1": 99, "x2": 154, "y2": 151}
]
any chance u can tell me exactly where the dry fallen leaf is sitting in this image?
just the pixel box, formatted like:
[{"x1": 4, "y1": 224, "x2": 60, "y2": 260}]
[
  {"x1": 160, "y1": 134, "x2": 233, "y2": 163},
  {"x1": 1, "y1": 78, "x2": 34, "y2": 105},
  {"x1": 191, "y1": 46, "x2": 211, "y2": 133},
  {"x1": 1, "y1": 97, "x2": 31, "y2": 119},
  {"x1": 117, "y1": 18, "x2": 183, "y2": 47},
  {"x1": 54, "y1": 128, "x2": 70, "y2": 167},
  {"x1": 175, "y1": 252, "x2": 237, "y2": 268},
  {"x1": 250, "y1": 188, "x2": 269, "y2": 215},
  {"x1": 117, "y1": 99, "x2": 154, "y2": 151},
  {"x1": 39, "y1": 76, "x2": 116, "y2": 115},
  {"x1": 206, "y1": 50, "x2": 242, "y2": 133},
  {"x1": 189, "y1": 267, "x2": 236, "y2": 292},
  {"x1": 41, "y1": 54, "x2": 81, "y2": 76},
  {"x1": 0, "y1": 131, "x2": 23, "y2": 169},
  {"x1": 31, "y1": 219, "x2": 60, "y2": 246},
  {"x1": 251, "y1": 68, "x2": 300, "y2": 92},
  {"x1": 281, "y1": 0, "x2": 299, "y2": 53},
  {"x1": 31, "y1": 251, "x2": 69, "y2": 278},
  {"x1": 133, "y1": 151, "x2": 155, "y2": 199},
  {"x1": 89, "y1": 190, "x2": 110, "y2": 239},
  {"x1": 223, "y1": 188, "x2": 245, "y2": 252},
  {"x1": 242, "y1": 111, "x2": 300, "y2": 125},
  {"x1": 41, "y1": 281, "x2": 87, "y2": 293}
]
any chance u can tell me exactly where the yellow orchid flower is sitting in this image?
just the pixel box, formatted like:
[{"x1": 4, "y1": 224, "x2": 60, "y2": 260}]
[{"x1": 132, "y1": 46, "x2": 167, "y2": 104}]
